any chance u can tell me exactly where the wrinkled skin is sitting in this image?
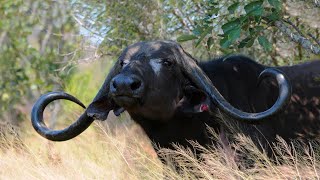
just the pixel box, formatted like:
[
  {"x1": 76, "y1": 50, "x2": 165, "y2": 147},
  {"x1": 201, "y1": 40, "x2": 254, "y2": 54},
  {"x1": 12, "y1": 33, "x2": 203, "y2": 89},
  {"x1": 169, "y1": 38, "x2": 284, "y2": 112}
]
[
  {"x1": 88, "y1": 41, "x2": 215, "y2": 149},
  {"x1": 109, "y1": 42, "x2": 186, "y2": 122}
]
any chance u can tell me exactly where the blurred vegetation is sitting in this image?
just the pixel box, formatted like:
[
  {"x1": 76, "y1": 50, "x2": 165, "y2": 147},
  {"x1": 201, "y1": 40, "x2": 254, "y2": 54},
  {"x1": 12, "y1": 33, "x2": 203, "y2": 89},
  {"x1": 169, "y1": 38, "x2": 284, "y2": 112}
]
[
  {"x1": 0, "y1": 0, "x2": 319, "y2": 126},
  {"x1": 0, "y1": 0, "x2": 81, "y2": 123}
]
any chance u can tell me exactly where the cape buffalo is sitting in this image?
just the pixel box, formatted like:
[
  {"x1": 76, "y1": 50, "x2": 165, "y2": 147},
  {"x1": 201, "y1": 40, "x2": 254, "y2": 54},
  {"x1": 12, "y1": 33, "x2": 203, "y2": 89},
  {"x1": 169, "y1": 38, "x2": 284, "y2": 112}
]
[{"x1": 31, "y1": 40, "x2": 320, "y2": 156}]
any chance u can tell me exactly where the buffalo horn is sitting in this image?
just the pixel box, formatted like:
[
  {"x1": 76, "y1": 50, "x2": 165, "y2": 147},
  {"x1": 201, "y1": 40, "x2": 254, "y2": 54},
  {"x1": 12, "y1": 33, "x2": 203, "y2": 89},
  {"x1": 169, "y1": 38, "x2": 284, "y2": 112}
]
[
  {"x1": 31, "y1": 92, "x2": 94, "y2": 141},
  {"x1": 179, "y1": 49, "x2": 291, "y2": 122},
  {"x1": 31, "y1": 63, "x2": 121, "y2": 141}
]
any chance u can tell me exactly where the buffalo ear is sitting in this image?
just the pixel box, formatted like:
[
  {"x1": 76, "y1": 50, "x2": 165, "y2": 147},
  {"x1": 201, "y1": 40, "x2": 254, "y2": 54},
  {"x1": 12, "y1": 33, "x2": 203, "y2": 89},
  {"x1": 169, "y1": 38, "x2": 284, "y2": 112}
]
[
  {"x1": 176, "y1": 86, "x2": 211, "y2": 114},
  {"x1": 86, "y1": 62, "x2": 121, "y2": 120}
]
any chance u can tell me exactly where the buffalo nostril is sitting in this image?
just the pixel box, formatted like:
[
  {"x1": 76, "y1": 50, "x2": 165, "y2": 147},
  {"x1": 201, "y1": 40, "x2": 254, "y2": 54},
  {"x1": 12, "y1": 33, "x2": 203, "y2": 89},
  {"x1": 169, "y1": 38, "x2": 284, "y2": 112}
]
[
  {"x1": 112, "y1": 80, "x2": 118, "y2": 89},
  {"x1": 111, "y1": 75, "x2": 143, "y2": 94},
  {"x1": 130, "y1": 81, "x2": 141, "y2": 91}
]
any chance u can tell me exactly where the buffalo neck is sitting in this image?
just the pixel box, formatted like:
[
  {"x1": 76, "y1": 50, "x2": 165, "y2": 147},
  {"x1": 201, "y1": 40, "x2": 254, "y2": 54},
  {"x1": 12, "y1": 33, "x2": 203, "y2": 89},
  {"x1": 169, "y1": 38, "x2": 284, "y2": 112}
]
[{"x1": 131, "y1": 112, "x2": 212, "y2": 150}]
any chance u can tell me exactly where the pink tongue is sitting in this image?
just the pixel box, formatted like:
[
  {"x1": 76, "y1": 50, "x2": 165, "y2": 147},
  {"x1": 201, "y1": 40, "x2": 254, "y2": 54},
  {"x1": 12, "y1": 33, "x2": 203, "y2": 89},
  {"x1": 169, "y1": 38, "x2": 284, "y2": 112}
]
[{"x1": 200, "y1": 104, "x2": 209, "y2": 112}]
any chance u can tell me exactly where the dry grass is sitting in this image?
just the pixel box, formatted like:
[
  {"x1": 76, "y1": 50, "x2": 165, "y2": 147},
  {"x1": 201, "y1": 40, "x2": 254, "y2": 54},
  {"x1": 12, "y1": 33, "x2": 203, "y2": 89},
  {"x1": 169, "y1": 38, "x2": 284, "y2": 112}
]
[
  {"x1": 0, "y1": 119, "x2": 319, "y2": 180},
  {"x1": 0, "y1": 121, "x2": 165, "y2": 180},
  {"x1": 159, "y1": 132, "x2": 320, "y2": 179}
]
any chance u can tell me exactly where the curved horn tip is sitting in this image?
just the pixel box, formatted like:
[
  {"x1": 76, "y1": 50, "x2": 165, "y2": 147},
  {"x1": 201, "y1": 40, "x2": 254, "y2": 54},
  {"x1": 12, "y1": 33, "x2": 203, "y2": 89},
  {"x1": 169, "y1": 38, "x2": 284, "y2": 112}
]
[
  {"x1": 257, "y1": 68, "x2": 291, "y2": 90},
  {"x1": 38, "y1": 91, "x2": 86, "y2": 109},
  {"x1": 31, "y1": 91, "x2": 93, "y2": 141}
]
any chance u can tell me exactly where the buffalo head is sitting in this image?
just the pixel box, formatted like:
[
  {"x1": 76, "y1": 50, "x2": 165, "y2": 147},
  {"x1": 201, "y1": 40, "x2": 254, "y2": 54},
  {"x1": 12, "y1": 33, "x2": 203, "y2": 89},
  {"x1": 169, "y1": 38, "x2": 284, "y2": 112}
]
[{"x1": 31, "y1": 40, "x2": 291, "y2": 141}]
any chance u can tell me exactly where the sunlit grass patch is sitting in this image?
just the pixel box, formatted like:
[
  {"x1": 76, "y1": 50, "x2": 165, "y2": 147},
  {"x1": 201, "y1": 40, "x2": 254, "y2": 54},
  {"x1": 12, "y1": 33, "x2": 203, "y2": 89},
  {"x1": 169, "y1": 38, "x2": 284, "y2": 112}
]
[
  {"x1": 0, "y1": 121, "x2": 164, "y2": 180},
  {"x1": 0, "y1": 119, "x2": 319, "y2": 179}
]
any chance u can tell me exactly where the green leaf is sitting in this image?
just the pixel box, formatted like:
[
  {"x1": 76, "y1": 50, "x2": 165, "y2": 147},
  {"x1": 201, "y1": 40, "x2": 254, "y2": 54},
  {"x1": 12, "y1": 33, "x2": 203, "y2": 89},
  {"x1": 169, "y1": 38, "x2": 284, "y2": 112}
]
[
  {"x1": 268, "y1": 0, "x2": 281, "y2": 11},
  {"x1": 244, "y1": 1, "x2": 264, "y2": 16},
  {"x1": 239, "y1": 15, "x2": 248, "y2": 23},
  {"x1": 254, "y1": 16, "x2": 262, "y2": 23},
  {"x1": 266, "y1": 11, "x2": 280, "y2": 21},
  {"x1": 208, "y1": 7, "x2": 220, "y2": 16},
  {"x1": 249, "y1": 28, "x2": 255, "y2": 35},
  {"x1": 246, "y1": 38, "x2": 255, "y2": 47},
  {"x1": 258, "y1": 36, "x2": 272, "y2": 51},
  {"x1": 228, "y1": 28, "x2": 241, "y2": 41},
  {"x1": 255, "y1": 26, "x2": 264, "y2": 32},
  {"x1": 192, "y1": 25, "x2": 204, "y2": 36},
  {"x1": 228, "y1": 2, "x2": 240, "y2": 14},
  {"x1": 220, "y1": 28, "x2": 241, "y2": 49},
  {"x1": 238, "y1": 37, "x2": 251, "y2": 48},
  {"x1": 221, "y1": 19, "x2": 240, "y2": 34},
  {"x1": 208, "y1": 1, "x2": 219, "y2": 6},
  {"x1": 238, "y1": 36, "x2": 259, "y2": 48},
  {"x1": 195, "y1": 26, "x2": 213, "y2": 47},
  {"x1": 207, "y1": 37, "x2": 214, "y2": 50},
  {"x1": 219, "y1": 48, "x2": 233, "y2": 54},
  {"x1": 192, "y1": 26, "x2": 203, "y2": 36},
  {"x1": 177, "y1": 34, "x2": 198, "y2": 42},
  {"x1": 220, "y1": 37, "x2": 233, "y2": 49}
]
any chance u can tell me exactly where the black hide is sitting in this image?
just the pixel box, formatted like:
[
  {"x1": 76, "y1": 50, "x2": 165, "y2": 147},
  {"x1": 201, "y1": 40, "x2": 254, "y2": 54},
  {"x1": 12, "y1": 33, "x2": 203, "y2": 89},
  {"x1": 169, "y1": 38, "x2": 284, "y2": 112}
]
[{"x1": 86, "y1": 41, "x2": 319, "y2": 154}]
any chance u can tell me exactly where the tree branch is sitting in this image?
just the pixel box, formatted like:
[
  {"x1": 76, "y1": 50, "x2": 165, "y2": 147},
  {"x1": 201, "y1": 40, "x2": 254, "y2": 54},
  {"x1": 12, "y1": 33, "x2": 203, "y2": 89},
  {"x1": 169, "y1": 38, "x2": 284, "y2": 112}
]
[
  {"x1": 283, "y1": 19, "x2": 306, "y2": 38},
  {"x1": 171, "y1": 8, "x2": 192, "y2": 32},
  {"x1": 308, "y1": 33, "x2": 320, "y2": 45},
  {"x1": 40, "y1": 24, "x2": 52, "y2": 55},
  {"x1": 275, "y1": 20, "x2": 320, "y2": 54},
  {"x1": 0, "y1": 31, "x2": 7, "y2": 45}
]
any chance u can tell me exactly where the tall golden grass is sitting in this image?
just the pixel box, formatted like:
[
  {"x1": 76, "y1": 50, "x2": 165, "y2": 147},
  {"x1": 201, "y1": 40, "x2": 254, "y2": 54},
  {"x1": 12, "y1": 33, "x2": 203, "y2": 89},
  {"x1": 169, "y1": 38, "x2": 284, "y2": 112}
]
[
  {"x1": 0, "y1": 120, "x2": 166, "y2": 180},
  {"x1": 0, "y1": 116, "x2": 319, "y2": 180}
]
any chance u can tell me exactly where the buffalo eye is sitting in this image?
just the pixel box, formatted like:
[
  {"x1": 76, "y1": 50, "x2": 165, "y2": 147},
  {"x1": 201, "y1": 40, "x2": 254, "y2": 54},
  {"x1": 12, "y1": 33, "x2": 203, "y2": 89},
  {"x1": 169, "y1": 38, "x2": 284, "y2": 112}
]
[
  {"x1": 120, "y1": 60, "x2": 129, "y2": 67},
  {"x1": 162, "y1": 58, "x2": 173, "y2": 67}
]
